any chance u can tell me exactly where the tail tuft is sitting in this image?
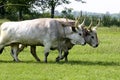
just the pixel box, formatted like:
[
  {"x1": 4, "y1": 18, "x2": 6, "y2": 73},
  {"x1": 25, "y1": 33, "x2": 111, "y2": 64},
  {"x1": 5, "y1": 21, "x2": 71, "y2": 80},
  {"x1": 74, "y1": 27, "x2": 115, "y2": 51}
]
[{"x1": 0, "y1": 48, "x2": 4, "y2": 54}]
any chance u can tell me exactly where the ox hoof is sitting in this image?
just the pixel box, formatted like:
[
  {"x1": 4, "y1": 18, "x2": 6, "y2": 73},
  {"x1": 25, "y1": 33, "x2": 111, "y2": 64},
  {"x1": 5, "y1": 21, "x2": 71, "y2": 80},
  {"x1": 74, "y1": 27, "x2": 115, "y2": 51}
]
[
  {"x1": 13, "y1": 59, "x2": 20, "y2": 62},
  {"x1": 44, "y1": 60, "x2": 47, "y2": 63},
  {"x1": 65, "y1": 59, "x2": 68, "y2": 62},
  {"x1": 56, "y1": 58, "x2": 60, "y2": 62},
  {"x1": 36, "y1": 59, "x2": 41, "y2": 62},
  {"x1": 56, "y1": 56, "x2": 64, "y2": 62}
]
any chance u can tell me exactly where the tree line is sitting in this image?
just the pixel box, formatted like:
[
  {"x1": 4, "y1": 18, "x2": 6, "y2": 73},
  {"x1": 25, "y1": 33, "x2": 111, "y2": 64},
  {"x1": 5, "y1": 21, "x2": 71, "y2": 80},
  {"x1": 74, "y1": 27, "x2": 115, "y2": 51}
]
[
  {"x1": 0, "y1": 0, "x2": 71, "y2": 20},
  {"x1": 102, "y1": 14, "x2": 120, "y2": 27},
  {"x1": 80, "y1": 14, "x2": 120, "y2": 27},
  {"x1": 0, "y1": 0, "x2": 120, "y2": 27}
]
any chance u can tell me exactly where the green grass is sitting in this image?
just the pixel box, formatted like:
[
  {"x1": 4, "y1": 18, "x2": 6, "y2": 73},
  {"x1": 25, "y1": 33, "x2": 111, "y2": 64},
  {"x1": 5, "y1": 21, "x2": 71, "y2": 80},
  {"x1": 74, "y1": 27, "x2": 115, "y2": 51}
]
[{"x1": 0, "y1": 27, "x2": 120, "y2": 80}]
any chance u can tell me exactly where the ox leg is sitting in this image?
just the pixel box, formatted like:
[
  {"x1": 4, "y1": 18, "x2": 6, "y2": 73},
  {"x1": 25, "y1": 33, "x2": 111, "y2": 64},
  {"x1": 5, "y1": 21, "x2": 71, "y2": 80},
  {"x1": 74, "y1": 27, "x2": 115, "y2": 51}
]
[
  {"x1": 56, "y1": 49, "x2": 63, "y2": 62},
  {"x1": 44, "y1": 52, "x2": 49, "y2": 63},
  {"x1": 11, "y1": 49, "x2": 16, "y2": 61},
  {"x1": 13, "y1": 44, "x2": 26, "y2": 59},
  {"x1": 63, "y1": 51, "x2": 69, "y2": 62},
  {"x1": 56, "y1": 50, "x2": 69, "y2": 62},
  {"x1": 10, "y1": 44, "x2": 19, "y2": 62},
  {"x1": 30, "y1": 46, "x2": 40, "y2": 62},
  {"x1": 15, "y1": 44, "x2": 26, "y2": 59},
  {"x1": 56, "y1": 46, "x2": 69, "y2": 62},
  {"x1": 44, "y1": 43, "x2": 51, "y2": 63}
]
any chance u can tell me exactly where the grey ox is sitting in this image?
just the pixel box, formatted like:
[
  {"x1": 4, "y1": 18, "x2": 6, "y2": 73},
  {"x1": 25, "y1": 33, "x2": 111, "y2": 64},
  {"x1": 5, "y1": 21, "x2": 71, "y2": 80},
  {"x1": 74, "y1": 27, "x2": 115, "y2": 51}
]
[
  {"x1": 0, "y1": 18, "x2": 86, "y2": 62},
  {"x1": 56, "y1": 19, "x2": 100, "y2": 61},
  {"x1": 13, "y1": 18, "x2": 100, "y2": 62}
]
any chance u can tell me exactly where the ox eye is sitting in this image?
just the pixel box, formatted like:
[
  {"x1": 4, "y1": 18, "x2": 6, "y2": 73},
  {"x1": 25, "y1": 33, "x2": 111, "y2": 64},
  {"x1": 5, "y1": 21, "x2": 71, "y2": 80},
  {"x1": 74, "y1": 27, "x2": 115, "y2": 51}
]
[
  {"x1": 79, "y1": 33, "x2": 82, "y2": 36},
  {"x1": 91, "y1": 36, "x2": 94, "y2": 39}
]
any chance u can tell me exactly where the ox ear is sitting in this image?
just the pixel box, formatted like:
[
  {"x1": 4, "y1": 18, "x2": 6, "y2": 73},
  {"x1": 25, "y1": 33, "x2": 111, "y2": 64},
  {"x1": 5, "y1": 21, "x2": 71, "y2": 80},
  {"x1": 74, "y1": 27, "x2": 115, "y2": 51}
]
[
  {"x1": 71, "y1": 27, "x2": 77, "y2": 32},
  {"x1": 92, "y1": 19, "x2": 100, "y2": 31}
]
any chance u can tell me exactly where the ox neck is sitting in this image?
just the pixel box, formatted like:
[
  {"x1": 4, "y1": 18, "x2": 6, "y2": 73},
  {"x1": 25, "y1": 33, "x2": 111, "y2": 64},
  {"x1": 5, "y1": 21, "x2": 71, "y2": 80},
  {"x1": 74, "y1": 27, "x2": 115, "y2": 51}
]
[{"x1": 62, "y1": 27, "x2": 72, "y2": 38}]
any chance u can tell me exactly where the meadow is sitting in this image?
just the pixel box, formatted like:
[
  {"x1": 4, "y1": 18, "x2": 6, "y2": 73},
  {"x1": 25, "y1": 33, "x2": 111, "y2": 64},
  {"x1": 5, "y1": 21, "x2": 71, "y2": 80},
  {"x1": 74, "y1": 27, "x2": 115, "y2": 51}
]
[{"x1": 0, "y1": 23, "x2": 120, "y2": 80}]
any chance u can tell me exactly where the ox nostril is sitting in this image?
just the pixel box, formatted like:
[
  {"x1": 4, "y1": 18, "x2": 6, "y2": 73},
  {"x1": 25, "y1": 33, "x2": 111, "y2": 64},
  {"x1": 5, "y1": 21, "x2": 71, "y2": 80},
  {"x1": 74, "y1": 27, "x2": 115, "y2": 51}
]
[
  {"x1": 82, "y1": 42, "x2": 86, "y2": 45},
  {"x1": 84, "y1": 42, "x2": 86, "y2": 45},
  {"x1": 95, "y1": 44, "x2": 98, "y2": 47}
]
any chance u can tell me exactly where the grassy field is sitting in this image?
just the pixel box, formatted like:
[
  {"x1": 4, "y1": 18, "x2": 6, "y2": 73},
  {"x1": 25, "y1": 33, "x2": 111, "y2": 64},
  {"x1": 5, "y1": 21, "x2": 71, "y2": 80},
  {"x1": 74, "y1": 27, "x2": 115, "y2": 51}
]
[{"x1": 0, "y1": 25, "x2": 120, "y2": 80}]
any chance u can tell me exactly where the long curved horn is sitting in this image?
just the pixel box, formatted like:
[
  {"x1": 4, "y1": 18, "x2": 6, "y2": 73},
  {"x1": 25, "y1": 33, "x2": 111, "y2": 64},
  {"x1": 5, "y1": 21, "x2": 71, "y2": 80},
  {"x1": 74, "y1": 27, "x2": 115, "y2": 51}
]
[
  {"x1": 92, "y1": 19, "x2": 100, "y2": 31},
  {"x1": 81, "y1": 18, "x2": 86, "y2": 26},
  {"x1": 88, "y1": 18, "x2": 93, "y2": 30},
  {"x1": 75, "y1": 17, "x2": 80, "y2": 27},
  {"x1": 95, "y1": 19, "x2": 100, "y2": 27}
]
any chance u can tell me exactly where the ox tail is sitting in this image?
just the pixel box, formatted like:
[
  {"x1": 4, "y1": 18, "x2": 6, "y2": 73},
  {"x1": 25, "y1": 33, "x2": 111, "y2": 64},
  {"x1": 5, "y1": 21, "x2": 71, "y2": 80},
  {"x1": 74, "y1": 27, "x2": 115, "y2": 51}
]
[
  {"x1": 0, "y1": 25, "x2": 4, "y2": 54},
  {"x1": 0, "y1": 26, "x2": 3, "y2": 54},
  {"x1": 0, "y1": 26, "x2": 2, "y2": 54},
  {"x1": 0, "y1": 25, "x2": 1, "y2": 36},
  {"x1": 0, "y1": 47, "x2": 4, "y2": 54}
]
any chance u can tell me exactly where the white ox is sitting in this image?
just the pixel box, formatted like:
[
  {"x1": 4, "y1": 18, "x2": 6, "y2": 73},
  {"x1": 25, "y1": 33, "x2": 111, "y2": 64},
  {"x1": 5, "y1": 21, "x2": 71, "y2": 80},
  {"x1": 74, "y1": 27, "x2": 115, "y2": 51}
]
[
  {"x1": 0, "y1": 18, "x2": 86, "y2": 62},
  {"x1": 13, "y1": 18, "x2": 100, "y2": 62}
]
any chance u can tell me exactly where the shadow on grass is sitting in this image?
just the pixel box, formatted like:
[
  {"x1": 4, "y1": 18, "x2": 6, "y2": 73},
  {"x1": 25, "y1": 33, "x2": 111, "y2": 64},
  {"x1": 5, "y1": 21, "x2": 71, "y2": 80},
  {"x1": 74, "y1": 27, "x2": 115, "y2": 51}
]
[
  {"x1": 0, "y1": 60, "x2": 120, "y2": 66},
  {"x1": 66, "y1": 60, "x2": 120, "y2": 66},
  {"x1": 0, "y1": 60, "x2": 38, "y2": 63}
]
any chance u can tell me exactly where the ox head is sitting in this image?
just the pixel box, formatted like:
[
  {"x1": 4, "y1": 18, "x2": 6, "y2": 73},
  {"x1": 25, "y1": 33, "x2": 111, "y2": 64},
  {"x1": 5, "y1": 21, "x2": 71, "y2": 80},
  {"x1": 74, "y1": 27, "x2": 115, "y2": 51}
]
[
  {"x1": 69, "y1": 31, "x2": 86, "y2": 46},
  {"x1": 65, "y1": 18, "x2": 86, "y2": 45},
  {"x1": 83, "y1": 19, "x2": 100, "y2": 48}
]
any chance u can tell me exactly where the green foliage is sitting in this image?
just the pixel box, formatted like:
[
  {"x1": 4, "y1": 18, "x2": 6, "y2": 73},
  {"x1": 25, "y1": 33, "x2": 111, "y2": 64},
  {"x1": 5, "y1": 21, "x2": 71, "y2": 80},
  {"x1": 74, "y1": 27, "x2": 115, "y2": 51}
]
[
  {"x1": 0, "y1": 0, "x2": 35, "y2": 20},
  {"x1": 0, "y1": 0, "x2": 71, "y2": 19},
  {"x1": 0, "y1": 0, "x2": 6, "y2": 18},
  {"x1": 0, "y1": 18, "x2": 10, "y2": 25},
  {"x1": 102, "y1": 14, "x2": 120, "y2": 27},
  {"x1": 22, "y1": 12, "x2": 51, "y2": 20},
  {"x1": 78, "y1": 14, "x2": 120, "y2": 27},
  {"x1": 102, "y1": 14, "x2": 111, "y2": 27},
  {"x1": 0, "y1": 27, "x2": 120, "y2": 80},
  {"x1": 61, "y1": 8, "x2": 74, "y2": 19},
  {"x1": 0, "y1": 0, "x2": 120, "y2": 27},
  {"x1": 76, "y1": 15, "x2": 100, "y2": 27},
  {"x1": 6, "y1": 0, "x2": 35, "y2": 20},
  {"x1": 34, "y1": 0, "x2": 70, "y2": 18}
]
